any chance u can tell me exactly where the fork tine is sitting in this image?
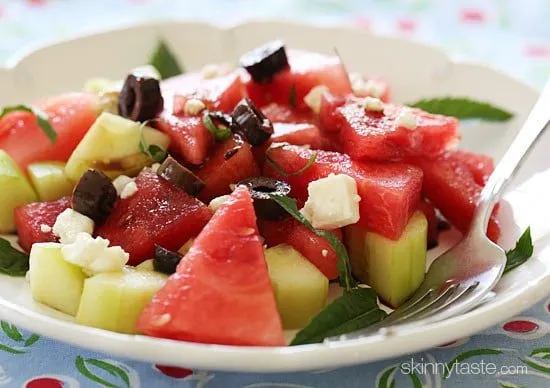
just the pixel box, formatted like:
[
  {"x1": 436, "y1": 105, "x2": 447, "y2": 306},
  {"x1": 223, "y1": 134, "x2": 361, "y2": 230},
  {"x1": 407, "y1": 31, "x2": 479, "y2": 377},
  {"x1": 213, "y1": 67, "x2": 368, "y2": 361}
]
[
  {"x1": 381, "y1": 287, "x2": 434, "y2": 324},
  {"x1": 411, "y1": 282, "x2": 479, "y2": 321},
  {"x1": 389, "y1": 283, "x2": 460, "y2": 323}
]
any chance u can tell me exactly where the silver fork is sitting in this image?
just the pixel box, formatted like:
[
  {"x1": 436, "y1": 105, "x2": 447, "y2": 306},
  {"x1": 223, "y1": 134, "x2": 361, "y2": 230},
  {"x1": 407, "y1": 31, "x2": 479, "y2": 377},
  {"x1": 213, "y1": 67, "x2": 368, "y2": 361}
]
[{"x1": 329, "y1": 80, "x2": 550, "y2": 341}]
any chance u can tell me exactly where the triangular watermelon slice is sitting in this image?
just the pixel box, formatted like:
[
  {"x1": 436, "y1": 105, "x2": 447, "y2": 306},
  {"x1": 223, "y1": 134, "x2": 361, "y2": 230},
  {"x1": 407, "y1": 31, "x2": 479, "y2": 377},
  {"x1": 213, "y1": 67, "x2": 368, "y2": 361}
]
[{"x1": 137, "y1": 186, "x2": 285, "y2": 346}]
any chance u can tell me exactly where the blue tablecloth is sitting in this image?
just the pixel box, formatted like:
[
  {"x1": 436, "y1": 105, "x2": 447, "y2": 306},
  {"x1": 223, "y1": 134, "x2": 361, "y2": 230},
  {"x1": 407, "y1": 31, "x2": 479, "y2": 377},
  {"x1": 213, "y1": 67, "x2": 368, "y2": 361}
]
[{"x1": 1, "y1": 1, "x2": 549, "y2": 387}]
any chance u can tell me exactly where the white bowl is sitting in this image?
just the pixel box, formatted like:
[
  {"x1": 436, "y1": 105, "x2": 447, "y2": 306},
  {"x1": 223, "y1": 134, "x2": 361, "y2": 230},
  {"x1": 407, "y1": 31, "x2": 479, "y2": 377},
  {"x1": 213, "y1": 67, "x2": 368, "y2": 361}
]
[{"x1": 1, "y1": 21, "x2": 547, "y2": 373}]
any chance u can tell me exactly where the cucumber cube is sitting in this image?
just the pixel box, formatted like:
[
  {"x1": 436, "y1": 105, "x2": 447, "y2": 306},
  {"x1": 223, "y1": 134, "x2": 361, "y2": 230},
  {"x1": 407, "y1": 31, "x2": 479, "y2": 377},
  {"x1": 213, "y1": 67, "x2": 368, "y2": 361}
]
[{"x1": 28, "y1": 162, "x2": 75, "y2": 201}]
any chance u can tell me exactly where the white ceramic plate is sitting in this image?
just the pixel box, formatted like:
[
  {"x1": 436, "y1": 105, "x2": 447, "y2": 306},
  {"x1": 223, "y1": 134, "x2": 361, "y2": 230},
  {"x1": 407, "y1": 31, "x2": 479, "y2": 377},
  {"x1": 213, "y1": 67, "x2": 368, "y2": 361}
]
[{"x1": 0, "y1": 21, "x2": 548, "y2": 373}]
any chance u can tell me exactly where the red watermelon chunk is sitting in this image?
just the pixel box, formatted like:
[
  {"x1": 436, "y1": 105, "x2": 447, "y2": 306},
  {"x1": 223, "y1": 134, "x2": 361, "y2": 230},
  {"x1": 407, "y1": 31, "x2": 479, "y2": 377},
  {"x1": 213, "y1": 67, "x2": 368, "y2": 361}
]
[
  {"x1": 196, "y1": 135, "x2": 260, "y2": 202},
  {"x1": 319, "y1": 92, "x2": 347, "y2": 133},
  {"x1": 337, "y1": 102, "x2": 459, "y2": 162},
  {"x1": 0, "y1": 93, "x2": 100, "y2": 171},
  {"x1": 261, "y1": 103, "x2": 315, "y2": 124},
  {"x1": 163, "y1": 71, "x2": 245, "y2": 114},
  {"x1": 137, "y1": 186, "x2": 285, "y2": 346},
  {"x1": 243, "y1": 49, "x2": 352, "y2": 109},
  {"x1": 260, "y1": 218, "x2": 341, "y2": 280},
  {"x1": 96, "y1": 169, "x2": 212, "y2": 265},
  {"x1": 410, "y1": 154, "x2": 500, "y2": 242},
  {"x1": 264, "y1": 145, "x2": 423, "y2": 240},
  {"x1": 14, "y1": 197, "x2": 71, "y2": 253},
  {"x1": 271, "y1": 122, "x2": 323, "y2": 149},
  {"x1": 445, "y1": 149, "x2": 494, "y2": 185},
  {"x1": 155, "y1": 112, "x2": 213, "y2": 165}
]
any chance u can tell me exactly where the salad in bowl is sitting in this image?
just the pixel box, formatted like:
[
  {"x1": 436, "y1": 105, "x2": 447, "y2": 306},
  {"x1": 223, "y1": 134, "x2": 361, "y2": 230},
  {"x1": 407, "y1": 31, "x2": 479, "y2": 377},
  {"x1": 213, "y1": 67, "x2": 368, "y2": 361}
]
[{"x1": 0, "y1": 39, "x2": 532, "y2": 347}]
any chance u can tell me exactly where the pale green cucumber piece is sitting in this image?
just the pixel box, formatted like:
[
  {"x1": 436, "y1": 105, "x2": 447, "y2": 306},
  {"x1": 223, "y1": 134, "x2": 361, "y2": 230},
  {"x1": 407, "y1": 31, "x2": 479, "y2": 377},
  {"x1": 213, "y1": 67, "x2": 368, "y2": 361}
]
[
  {"x1": 346, "y1": 211, "x2": 427, "y2": 308},
  {"x1": 265, "y1": 244, "x2": 329, "y2": 330},
  {"x1": 76, "y1": 269, "x2": 167, "y2": 334},
  {"x1": 29, "y1": 243, "x2": 86, "y2": 316},
  {"x1": 65, "y1": 112, "x2": 170, "y2": 182},
  {"x1": 27, "y1": 162, "x2": 75, "y2": 201},
  {"x1": 0, "y1": 151, "x2": 38, "y2": 233}
]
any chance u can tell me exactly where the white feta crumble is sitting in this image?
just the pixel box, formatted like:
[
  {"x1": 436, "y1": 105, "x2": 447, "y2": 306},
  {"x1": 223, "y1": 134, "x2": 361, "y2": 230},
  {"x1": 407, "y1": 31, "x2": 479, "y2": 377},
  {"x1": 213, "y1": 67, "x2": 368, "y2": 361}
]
[
  {"x1": 61, "y1": 232, "x2": 129, "y2": 275},
  {"x1": 151, "y1": 163, "x2": 161, "y2": 173},
  {"x1": 395, "y1": 108, "x2": 418, "y2": 130},
  {"x1": 40, "y1": 224, "x2": 52, "y2": 233},
  {"x1": 363, "y1": 96, "x2": 384, "y2": 112},
  {"x1": 321, "y1": 249, "x2": 329, "y2": 258},
  {"x1": 112, "y1": 175, "x2": 134, "y2": 196},
  {"x1": 209, "y1": 195, "x2": 232, "y2": 213},
  {"x1": 349, "y1": 72, "x2": 386, "y2": 98},
  {"x1": 301, "y1": 174, "x2": 361, "y2": 229},
  {"x1": 52, "y1": 208, "x2": 95, "y2": 244},
  {"x1": 183, "y1": 98, "x2": 206, "y2": 116},
  {"x1": 131, "y1": 64, "x2": 161, "y2": 80},
  {"x1": 304, "y1": 85, "x2": 329, "y2": 114},
  {"x1": 120, "y1": 181, "x2": 138, "y2": 199}
]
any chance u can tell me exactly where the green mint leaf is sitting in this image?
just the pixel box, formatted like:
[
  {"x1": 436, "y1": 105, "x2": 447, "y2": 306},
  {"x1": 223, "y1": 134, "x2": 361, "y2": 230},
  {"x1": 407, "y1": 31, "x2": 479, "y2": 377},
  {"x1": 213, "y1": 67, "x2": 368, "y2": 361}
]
[
  {"x1": 0, "y1": 105, "x2": 57, "y2": 143},
  {"x1": 269, "y1": 194, "x2": 357, "y2": 290},
  {"x1": 288, "y1": 84, "x2": 297, "y2": 107},
  {"x1": 138, "y1": 120, "x2": 167, "y2": 163},
  {"x1": 265, "y1": 150, "x2": 317, "y2": 177},
  {"x1": 290, "y1": 288, "x2": 386, "y2": 345},
  {"x1": 0, "y1": 238, "x2": 29, "y2": 277},
  {"x1": 202, "y1": 112, "x2": 232, "y2": 141},
  {"x1": 150, "y1": 40, "x2": 184, "y2": 80},
  {"x1": 504, "y1": 227, "x2": 533, "y2": 274},
  {"x1": 333, "y1": 47, "x2": 352, "y2": 89},
  {"x1": 408, "y1": 97, "x2": 513, "y2": 122},
  {"x1": 0, "y1": 321, "x2": 23, "y2": 342}
]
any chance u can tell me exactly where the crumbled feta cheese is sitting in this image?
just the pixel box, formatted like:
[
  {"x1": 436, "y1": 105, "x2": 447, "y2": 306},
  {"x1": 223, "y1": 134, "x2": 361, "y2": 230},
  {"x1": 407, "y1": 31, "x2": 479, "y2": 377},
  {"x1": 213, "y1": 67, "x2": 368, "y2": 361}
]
[
  {"x1": 301, "y1": 174, "x2": 361, "y2": 229},
  {"x1": 40, "y1": 224, "x2": 52, "y2": 233},
  {"x1": 304, "y1": 85, "x2": 329, "y2": 114},
  {"x1": 112, "y1": 175, "x2": 134, "y2": 196},
  {"x1": 363, "y1": 96, "x2": 384, "y2": 112},
  {"x1": 53, "y1": 209, "x2": 95, "y2": 244},
  {"x1": 184, "y1": 98, "x2": 206, "y2": 116},
  {"x1": 349, "y1": 72, "x2": 386, "y2": 98},
  {"x1": 120, "y1": 181, "x2": 138, "y2": 199},
  {"x1": 61, "y1": 232, "x2": 129, "y2": 275},
  {"x1": 151, "y1": 163, "x2": 161, "y2": 173},
  {"x1": 395, "y1": 108, "x2": 417, "y2": 130},
  {"x1": 321, "y1": 249, "x2": 329, "y2": 257},
  {"x1": 209, "y1": 195, "x2": 232, "y2": 213}
]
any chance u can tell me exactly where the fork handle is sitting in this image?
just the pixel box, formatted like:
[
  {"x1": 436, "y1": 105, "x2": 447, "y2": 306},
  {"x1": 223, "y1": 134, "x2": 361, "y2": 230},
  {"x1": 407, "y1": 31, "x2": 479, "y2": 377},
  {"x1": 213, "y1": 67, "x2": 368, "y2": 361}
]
[{"x1": 472, "y1": 80, "x2": 550, "y2": 235}]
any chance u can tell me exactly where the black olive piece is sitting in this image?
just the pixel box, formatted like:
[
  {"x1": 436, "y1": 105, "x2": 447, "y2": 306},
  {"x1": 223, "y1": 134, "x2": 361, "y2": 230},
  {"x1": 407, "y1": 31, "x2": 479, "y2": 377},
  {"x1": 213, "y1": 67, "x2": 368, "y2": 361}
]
[
  {"x1": 231, "y1": 98, "x2": 273, "y2": 146},
  {"x1": 118, "y1": 74, "x2": 164, "y2": 122},
  {"x1": 427, "y1": 238, "x2": 438, "y2": 250},
  {"x1": 240, "y1": 40, "x2": 289, "y2": 83},
  {"x1": 71, "y1": 169, "x2": 117, "y2": 223},
  {"x1": 207, "y1": 111, "x2": 235, "y2": 129},
  {"x1": 437, "y1": 216, "x2": 451, "y2": 231},
  {"x1": 157, "y1": 156, "x2": 205, "y2": 196},
  {"x1": 238, "y1": 177, "x2": 291, "y2": 220},
  {"x1": 153, "y1": 244, "x2": 183, "y2": 275},
  {"x1": 224, "y1": 146, "x2": 241, "y2": 160}
]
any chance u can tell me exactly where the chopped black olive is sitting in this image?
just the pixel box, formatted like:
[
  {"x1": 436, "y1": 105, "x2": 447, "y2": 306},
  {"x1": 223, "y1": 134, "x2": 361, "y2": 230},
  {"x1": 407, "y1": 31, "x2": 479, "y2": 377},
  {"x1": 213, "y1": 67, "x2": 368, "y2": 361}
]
[
  {"x1": 118, "y1": 74, "x2": 164, "y2": 122},
  {"x1": 157, "y1": 156, "x2": 205, "y2": 196},
  {"x1": 71, "y1": 169, "x2": 117, "y2": 223},
  {"x1": 240, "y1": 40, "x2": 289, "y2": 83},
  {"x1": 224, "y1": 146, "x2": 241, "y2": 160},
  {"x1": 231, "y1": 98, "x2": 273, "y2": 146},
  {"x1": 238, "y1": 177, "x2": 291, "y2": 220},
  {"x1": 153, "y1": 244, "x2": 183, "y2": 275}
]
